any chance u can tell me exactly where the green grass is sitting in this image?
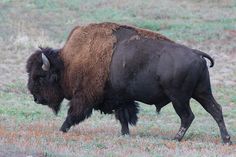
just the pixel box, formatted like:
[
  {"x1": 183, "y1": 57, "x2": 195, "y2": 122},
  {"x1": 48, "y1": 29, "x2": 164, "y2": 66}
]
[
  {"x1": 1, "y1": 0, "x2": 236, "y2": 42},
  {"x1": 0, "y1": 83, "x2": 236, "y2": 156}
]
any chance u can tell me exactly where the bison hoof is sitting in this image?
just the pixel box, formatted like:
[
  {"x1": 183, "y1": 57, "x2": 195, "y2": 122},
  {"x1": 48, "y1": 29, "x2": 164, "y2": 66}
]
[
  {"x1": 172, "y1": 136, "x2": 182, "y2": 142},
  {"x1": 224, "y1": 141, "x2": 233, "y2": 146},
  {"x1": 223, "y1": 139, "x2": 232, "y2": 146},
  {"x1": 60, "y1": 126, "x2": 69, "y2": 133},
  {"x1": 121, "y1": 130, "x2": 130, "y2": 136},
  {"x1": 223, "y1": 136, "x2": 232, "y2": 145},
  {"x1": 122, "y1": 132, "x2": 130, "y2": 136},
  {"x1": 156, "y1": 108, "x2": 161, "y2": 114}
]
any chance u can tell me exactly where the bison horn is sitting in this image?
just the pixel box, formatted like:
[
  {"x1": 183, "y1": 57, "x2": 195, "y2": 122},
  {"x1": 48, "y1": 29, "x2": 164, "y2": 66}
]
[{"x1": 41, "y1": 53, "x2": 50, "y2": 71}]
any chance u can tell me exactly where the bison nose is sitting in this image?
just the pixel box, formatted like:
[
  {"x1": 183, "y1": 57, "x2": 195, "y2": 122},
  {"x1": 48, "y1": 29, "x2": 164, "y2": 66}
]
[
  {"x1": 34, "y1": 97, "x2": 38, "y2": 103},
  {"x1": 34, "y1": 96, "x2": 47, "y2": 105},
  {"x1": 33, "y1": 96, "x2": 40, "y2": 104}
]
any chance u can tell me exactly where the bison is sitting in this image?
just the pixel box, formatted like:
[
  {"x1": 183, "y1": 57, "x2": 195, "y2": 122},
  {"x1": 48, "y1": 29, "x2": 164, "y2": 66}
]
[{"x1": 26, "y1": 22, "x2": 232, "y2": 144}]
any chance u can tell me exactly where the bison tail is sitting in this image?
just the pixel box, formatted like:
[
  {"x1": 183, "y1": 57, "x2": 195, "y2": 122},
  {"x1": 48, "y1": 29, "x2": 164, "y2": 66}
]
[{"x1": 193, "y1": 50, "x2": 214, "y2": 68}]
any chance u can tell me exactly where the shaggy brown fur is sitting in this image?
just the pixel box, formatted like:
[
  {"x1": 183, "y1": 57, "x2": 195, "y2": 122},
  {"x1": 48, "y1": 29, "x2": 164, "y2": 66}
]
[
  {"x1": 59, "y1": 23, "x2": 118, "y2": 107},
  {"x1": 59, "y1": 22, "x2": 172, "y2": 109}
]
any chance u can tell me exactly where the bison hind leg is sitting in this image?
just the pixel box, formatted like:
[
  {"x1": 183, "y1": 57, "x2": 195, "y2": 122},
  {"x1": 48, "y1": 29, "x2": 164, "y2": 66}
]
[
  {"x1": 194, "y1": 93, "x2": 232, "y2": 145},
  {"x1": 172, "y1": 101, "x2": 195, "y2": 141},
  {"x1": 115, "y1": 101, "x2": 139, "y2": 135},
  {"x1": 192, "y1": 67, "x2": 232, "y2": 144},
  {"x1": 166, "y1": 91, "x2": 194, "y2": 141}
]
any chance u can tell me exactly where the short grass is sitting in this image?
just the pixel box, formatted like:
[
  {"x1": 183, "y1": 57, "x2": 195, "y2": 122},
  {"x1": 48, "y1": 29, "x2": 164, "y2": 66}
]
[
  {"x1": 0, "y1": 0, "x2": 236, "y2": 156},
  {"x1": 0, "y1": 84, "x2": 236, "y2": 157},
  {"x1": 1, "y1": 0, "x2": 236, "y2": 42}
]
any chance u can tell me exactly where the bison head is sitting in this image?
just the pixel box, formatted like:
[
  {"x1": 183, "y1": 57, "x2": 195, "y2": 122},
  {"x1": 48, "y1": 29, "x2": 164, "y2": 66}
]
[{"x1": 26, "y1": 47, "x2": 64, "y2": 114}]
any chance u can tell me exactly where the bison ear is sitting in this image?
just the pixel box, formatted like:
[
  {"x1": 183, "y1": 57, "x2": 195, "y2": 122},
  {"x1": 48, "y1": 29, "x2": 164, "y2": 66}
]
[{"x1": 41, "y1": 53, "x2": 50, "y2": 71}]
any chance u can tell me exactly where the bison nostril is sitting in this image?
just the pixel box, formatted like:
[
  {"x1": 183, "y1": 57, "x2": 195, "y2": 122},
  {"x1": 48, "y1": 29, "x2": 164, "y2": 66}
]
[
  {"x1": 34, "y1": 98, "x2": 37, "y2": 102},
  {"x1": 33, "y1": 96, "x2": 47, "y2": 105},
  {"x1": 33, "y1": 96, "x2": 38, "y2": 102}
]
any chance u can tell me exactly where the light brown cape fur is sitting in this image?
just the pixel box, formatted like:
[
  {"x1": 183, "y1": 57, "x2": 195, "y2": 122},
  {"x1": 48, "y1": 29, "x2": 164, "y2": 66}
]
[{"x1": 60, "y1": 22, "x2": 172, "y2": 105}]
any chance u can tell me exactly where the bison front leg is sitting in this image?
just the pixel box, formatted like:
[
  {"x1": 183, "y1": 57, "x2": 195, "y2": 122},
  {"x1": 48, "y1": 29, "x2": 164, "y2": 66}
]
[{"x1": 60, "y1": 97, "x2": 93, "y2": 133}]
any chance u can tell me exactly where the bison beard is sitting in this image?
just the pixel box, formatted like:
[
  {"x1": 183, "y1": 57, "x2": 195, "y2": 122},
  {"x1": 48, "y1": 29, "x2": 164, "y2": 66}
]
[{"x1": 26, "y1": 22, "x2": 232, "y2": 144}]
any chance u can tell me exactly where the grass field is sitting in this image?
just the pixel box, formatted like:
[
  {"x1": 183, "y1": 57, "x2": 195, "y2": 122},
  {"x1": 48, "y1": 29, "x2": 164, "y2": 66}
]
[{"x1": 0, "y1": 0, "x2": 236, "y2": 156}]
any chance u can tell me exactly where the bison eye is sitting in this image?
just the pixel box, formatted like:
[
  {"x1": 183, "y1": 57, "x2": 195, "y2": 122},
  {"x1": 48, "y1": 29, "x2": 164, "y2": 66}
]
[{"x1": 39, "y1": 77, "x2": 46, "y2": 85}]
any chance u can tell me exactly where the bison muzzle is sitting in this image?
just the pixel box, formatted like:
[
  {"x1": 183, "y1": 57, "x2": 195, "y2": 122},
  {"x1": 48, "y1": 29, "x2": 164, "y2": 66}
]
[{"x1": 26, "y1": 22, "x2": 232, "y2": 144}]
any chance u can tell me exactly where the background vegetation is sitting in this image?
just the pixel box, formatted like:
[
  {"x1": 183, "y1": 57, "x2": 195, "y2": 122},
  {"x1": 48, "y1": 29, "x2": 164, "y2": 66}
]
[{"x1": 0, "y1": 0, "x2": 235, "y2": 156}]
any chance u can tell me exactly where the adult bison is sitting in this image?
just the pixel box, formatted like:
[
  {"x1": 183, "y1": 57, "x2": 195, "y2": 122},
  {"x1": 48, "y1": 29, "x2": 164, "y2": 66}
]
[{"x1": 26, "y1": 22, "x2": 232, "y2": 144}]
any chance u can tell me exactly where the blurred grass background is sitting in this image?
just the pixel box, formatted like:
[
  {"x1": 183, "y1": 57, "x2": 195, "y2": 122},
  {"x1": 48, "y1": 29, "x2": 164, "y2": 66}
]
[
  {"x1": 0, "y1": 0, "x2": 236, "y2": 156},
  {"x1": 1, "y1": 0, "x2": 236, "y2": 42}
]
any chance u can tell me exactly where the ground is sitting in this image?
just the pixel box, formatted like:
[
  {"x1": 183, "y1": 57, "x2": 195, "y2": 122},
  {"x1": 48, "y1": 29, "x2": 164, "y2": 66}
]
[{"x1": 0, "y1": 0, "x2": 236, "y2": 156}]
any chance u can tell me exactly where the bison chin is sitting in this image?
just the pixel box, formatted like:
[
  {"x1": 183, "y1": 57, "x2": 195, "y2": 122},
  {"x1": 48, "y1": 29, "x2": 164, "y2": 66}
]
[{"x1": 48, "y1": 102, "x2": 62, "y2": 115}]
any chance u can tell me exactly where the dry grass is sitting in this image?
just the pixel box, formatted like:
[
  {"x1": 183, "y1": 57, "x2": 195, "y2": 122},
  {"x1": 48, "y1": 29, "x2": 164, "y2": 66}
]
[
  {"x1": 0, "y1": 90, "x2": 235, "y2": 157},
  {"x1": 0, "y1": 114, "x2": 235, "y2": 157}
]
